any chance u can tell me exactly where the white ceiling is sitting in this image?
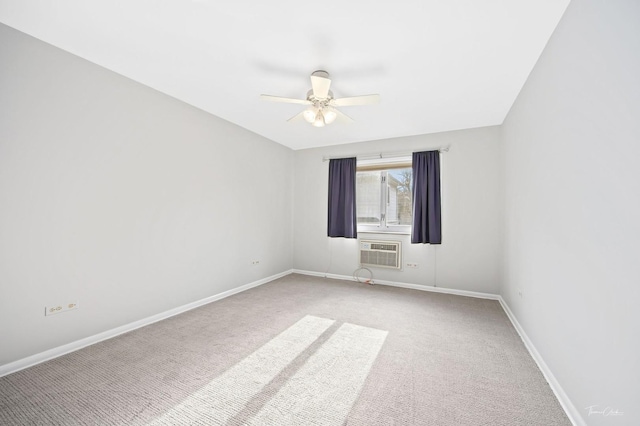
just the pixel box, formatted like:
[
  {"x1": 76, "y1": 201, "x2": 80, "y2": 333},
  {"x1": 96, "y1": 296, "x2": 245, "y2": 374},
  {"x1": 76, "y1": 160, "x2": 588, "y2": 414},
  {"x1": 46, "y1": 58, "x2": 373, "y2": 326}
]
[{"x1": 0, "y1": 1, "x2": 570, "y2": 150}]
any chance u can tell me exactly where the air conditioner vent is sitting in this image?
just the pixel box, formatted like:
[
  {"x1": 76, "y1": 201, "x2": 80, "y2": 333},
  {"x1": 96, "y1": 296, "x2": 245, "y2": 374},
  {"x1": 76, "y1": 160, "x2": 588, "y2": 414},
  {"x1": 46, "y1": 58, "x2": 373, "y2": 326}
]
[
  {"x1": 360, "y1": 240, "x2": 402, "y2": 269},
  {"x1": 370, "y1": 243, "x2": 397, "y2": 251}
]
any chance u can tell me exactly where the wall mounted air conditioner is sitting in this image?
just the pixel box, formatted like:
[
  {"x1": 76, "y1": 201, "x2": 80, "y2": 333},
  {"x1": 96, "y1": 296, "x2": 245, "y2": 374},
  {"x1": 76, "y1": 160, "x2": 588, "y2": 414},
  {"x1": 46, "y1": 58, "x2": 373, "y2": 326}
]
[{"x1": 359, "y1": 240, "x2": 402, "y2": 269}]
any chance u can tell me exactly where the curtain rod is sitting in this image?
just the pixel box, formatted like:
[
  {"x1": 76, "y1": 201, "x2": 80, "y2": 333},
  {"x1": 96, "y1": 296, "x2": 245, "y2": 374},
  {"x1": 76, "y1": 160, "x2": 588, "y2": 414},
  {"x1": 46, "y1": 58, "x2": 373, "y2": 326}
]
[{"x1": 321, "y1": 145, "x2": 450, "y2": 162}]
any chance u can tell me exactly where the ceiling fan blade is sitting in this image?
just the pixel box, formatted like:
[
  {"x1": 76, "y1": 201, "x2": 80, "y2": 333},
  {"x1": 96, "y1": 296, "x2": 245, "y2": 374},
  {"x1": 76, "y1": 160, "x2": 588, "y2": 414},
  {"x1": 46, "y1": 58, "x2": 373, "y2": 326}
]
[
  {"x1": 260, "y1": 94, "x2": 311, "y2": 105},
  {"x1": 310, "y1": 74, "x2": 331, "y2": 99},
  {"x1": 287, "y1": 111, "x2": 306, "y2": 122},
  {"x1": 332, "y1": 94, "x2": 380, "y2": 107},
  {"x1": 334, "y1": 108, "x2": 354, "y2": 123}
]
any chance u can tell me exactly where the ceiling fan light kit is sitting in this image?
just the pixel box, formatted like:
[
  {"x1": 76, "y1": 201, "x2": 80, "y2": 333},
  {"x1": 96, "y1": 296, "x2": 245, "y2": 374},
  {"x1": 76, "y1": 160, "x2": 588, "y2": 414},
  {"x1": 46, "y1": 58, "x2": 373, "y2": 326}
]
[
  {"x1": 323, "y1": 107, "x2": 337, "y2": 124},
  {"x1": 304, "y1": 106, "x2": 338, "y2": 128},
  {"x1": 261, "y1": 70, "x2": 380, "y2": 127}
]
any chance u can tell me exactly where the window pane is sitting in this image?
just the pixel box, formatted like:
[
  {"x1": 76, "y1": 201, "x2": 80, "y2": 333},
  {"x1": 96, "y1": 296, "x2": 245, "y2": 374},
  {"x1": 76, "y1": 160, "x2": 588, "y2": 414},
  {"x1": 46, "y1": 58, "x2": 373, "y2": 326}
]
[
  {"x1": 387, "y1": 168, "x2": 412, "y2": 226},
  {"x1": 356, "y1": 171, "x2": 381, "y2": 225}
]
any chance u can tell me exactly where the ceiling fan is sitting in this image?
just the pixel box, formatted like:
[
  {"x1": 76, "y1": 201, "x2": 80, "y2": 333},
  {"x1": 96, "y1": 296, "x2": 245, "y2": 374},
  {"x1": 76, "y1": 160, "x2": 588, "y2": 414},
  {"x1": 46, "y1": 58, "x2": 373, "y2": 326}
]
[{"x1": 260, "y1": 70, "x2": 380, "y2": 127}]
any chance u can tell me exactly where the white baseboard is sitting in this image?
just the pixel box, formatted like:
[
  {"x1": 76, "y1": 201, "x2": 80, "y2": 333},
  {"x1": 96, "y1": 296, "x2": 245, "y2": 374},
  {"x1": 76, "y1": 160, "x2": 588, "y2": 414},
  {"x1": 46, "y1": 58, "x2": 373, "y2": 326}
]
[
  {"x1": 292, "y1": 269, "x2": 500, "y2": 300},
  {"x1": 498, "y1": 297, "x2": 585, "y2": 426},
  {"x1": 293, "y1": 268, "x2": 583, "y2": 426},
  {"x1": 0, "y1": 269, "x2": 292, "y2": 378}
]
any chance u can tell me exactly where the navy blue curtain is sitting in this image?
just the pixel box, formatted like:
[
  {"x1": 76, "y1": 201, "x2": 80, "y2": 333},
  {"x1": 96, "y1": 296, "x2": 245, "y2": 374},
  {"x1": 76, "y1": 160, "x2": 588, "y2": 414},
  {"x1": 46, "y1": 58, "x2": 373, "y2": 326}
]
[
  {"x1": 411, "y1": 151, "x2": 441, "y2": 244},
  {"x1": 327, "y1": 157, "x2": 357, "y2": 238}
]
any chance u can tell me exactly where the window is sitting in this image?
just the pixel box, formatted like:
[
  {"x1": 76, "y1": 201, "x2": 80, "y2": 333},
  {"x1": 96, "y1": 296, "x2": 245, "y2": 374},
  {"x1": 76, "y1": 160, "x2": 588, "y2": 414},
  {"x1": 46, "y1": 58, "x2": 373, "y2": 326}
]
[{"x1": 356, "y1": 158, "x2": 412, "y2": 233}]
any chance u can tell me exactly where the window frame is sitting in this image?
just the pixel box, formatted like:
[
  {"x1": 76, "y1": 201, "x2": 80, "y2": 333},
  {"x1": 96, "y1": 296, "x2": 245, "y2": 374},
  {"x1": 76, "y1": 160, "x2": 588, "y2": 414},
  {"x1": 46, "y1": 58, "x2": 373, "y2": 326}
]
[{"x1": 356, "y1": 157, "x2": 413, "y2": 235}]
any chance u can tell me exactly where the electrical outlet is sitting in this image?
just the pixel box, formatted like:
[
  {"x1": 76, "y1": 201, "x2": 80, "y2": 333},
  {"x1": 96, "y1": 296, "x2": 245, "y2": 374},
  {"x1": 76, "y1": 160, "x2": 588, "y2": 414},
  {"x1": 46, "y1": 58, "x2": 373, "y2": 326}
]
[
  {"x1": 406, "y1": 263, "x2": 419, "y2": 269},
  {"x1": 45, "y1": 302, "x2": 78, "y2": 316},
  {"x1": 251, "y1": 260, "x2": 260, "y2": 266}
]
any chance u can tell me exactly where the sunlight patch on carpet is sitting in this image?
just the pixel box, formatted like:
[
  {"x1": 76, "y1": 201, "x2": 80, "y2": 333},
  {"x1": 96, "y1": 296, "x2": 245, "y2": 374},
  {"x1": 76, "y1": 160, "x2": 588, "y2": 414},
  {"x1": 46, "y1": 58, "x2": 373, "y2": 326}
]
[
  {"x1": 149, "y1": 315, "x2": 334, "y2": 425},
  {"x1": 247, "y1": 322, "x2": 388, "y2": 425}
]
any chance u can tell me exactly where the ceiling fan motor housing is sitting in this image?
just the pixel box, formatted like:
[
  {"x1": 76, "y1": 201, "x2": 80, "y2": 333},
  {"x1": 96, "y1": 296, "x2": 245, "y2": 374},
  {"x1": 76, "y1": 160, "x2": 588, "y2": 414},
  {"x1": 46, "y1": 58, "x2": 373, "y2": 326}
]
[{"x1": 307, "y1": 89, "x2": 334, "y2": 103}]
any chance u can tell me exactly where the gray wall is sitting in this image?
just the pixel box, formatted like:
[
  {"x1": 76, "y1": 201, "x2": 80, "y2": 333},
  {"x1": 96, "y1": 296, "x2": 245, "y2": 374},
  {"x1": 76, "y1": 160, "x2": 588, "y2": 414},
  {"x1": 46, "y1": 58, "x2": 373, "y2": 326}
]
[
  {"x1": 501, "y1": 0, "x2": 640, "y2": 424},
  {"x1": 0, "y1": 24, "x2": 294, "y2": 365},
  {"x1": 293, "y1": 127, "x2": 504, "y2": 294}
]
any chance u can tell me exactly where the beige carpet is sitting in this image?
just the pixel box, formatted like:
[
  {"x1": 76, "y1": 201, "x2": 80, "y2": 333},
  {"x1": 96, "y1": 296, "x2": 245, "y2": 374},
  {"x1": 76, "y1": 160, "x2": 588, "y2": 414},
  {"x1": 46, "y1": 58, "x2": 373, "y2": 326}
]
[{"x1": 0, "y1": 274, "x2": 571, "y2": 425}]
